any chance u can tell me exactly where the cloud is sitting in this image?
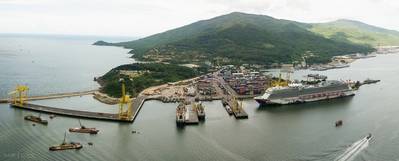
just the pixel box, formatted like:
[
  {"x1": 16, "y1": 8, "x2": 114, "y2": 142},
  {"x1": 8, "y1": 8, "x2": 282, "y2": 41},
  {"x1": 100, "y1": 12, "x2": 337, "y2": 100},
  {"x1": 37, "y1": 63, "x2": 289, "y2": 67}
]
[{"x1": 0, "y1": 0, "x2": 398, "y2": 36}]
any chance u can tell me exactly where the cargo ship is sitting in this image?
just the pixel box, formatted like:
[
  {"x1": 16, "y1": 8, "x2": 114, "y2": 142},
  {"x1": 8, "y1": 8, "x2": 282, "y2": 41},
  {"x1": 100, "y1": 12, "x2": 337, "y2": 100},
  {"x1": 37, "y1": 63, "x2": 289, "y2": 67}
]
[
  {"x1": 176, "y1": 102, "x2": 186, "y2": 126},
  {"x1": 254, "y1": 80, "x2": 355, "y2": 105}
]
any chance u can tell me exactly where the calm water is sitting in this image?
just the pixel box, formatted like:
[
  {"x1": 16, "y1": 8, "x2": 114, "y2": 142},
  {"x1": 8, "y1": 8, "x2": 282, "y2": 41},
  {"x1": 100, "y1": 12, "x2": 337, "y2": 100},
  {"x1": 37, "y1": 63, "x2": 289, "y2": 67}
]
[
  {"x1": 0, "y1": 34, "x2": 134, "y2": 98},
  {"x1": 1, "y1": 35, "x2": 399, "y2": 161}
]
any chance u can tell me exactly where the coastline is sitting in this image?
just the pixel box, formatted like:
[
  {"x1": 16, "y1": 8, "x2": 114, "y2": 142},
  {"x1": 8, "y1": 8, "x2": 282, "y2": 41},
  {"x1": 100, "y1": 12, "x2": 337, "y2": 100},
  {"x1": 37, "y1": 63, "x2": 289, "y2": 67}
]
[
  {"x1": 306, "y1": 46, "x2": 399, "y2": 71},
  {"x1": 92, "y1": 46, "x2": 399, "y2": 105},
  {"x1": 93, "y1": 74, "x2": 203, "y2": 105}
]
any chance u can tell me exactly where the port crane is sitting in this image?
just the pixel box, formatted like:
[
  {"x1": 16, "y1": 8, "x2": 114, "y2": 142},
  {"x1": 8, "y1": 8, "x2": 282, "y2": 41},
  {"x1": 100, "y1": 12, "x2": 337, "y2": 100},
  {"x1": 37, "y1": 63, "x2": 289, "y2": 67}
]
[
  {"x1": 231, "y1": 96, "x2": 243, "y2": 113},
  {"x1": 8, "y1": 85, "x2": 29, "y2": 106},
  {"x1": 118, "y1": 79, "x2": 132, "y2": 120},
  {"x1": 270, "y1": 73, "x2": 289, "y2": 87}
]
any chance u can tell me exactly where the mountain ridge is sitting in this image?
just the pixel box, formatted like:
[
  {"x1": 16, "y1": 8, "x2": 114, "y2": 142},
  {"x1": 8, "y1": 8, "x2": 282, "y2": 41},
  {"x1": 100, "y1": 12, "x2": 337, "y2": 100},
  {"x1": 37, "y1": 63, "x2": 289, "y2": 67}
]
[{"x1": 94, "y1": 12, "x2": 393, "y2": 65}]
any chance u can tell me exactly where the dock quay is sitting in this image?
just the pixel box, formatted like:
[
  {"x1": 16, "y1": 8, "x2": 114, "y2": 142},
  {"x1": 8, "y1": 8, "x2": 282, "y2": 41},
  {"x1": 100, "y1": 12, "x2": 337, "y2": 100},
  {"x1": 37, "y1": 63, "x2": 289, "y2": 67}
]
[
  {"x1": 221, "y1": 98, "x2": 233, "y2": 115},
  {"x1": 9, "y1": 95, "x2": 149, "y2": 123},
  {"x1": 11, "y1": 103, "x2": 132, "y2": 122},
  {"x1": 185, "y1": 105, "x2": 199, "y2": 124},
  {"x1": 176, "y1": 103, "x2": 200, "y2": 126},
  {"x1": 0, "y1": 90, "x2": 97, "y2": 104},
  {"x1": 213, "y1": 72, "x2": 248, "y2": 118},
  {"x1": 233, "y1": 110, "x2": 248, "y2": 119},
  {"x1": 225, "y1": 97, "x2": 248, "y2": 119},
  {"x1": 130, "y1": 96, "x2": 147, "y2": 122}
]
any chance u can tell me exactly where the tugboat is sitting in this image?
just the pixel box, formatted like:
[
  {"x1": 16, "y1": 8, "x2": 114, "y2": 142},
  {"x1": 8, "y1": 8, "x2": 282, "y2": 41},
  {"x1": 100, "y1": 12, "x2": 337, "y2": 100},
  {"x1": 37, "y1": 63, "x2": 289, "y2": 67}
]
[
  {"x1": 24, "y1": 113, "x2": 48, "y2": 125},
  {"x1": 49, "y1": 132, "x2": 83, "y2": 151},
  {"x1": 69, "y1": 119, "x2": 99, "y2": 134},
  {"x1": 176, "y1": 102, "x2": 186, "y2": 126},
  {"x1": 335, "y1": 120, "x2": 343, "y2": 127},
  {"x1": 194, "y1": 102, "x2": 205, "y2": 120}
]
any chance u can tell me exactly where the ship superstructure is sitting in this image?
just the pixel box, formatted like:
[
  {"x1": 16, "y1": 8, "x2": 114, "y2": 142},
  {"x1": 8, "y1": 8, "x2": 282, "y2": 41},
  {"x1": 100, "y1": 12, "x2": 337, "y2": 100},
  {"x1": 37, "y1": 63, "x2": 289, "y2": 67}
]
[{"x1": 254, "y1": 80, "x2": 354, "y2": 105}]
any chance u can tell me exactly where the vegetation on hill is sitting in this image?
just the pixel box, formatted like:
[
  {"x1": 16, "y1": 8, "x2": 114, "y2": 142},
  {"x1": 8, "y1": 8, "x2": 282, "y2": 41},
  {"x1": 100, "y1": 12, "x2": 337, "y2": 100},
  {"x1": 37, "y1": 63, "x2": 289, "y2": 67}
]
[
  {"x1": 310, "y1": 19, "x2": 399, "y2": 46},
  {"x1": 97, "y1": 63, "x2": 198, "y2": 97},
  {"x1": 94, "y1": 12, "x2": 378, "y2": 65}
]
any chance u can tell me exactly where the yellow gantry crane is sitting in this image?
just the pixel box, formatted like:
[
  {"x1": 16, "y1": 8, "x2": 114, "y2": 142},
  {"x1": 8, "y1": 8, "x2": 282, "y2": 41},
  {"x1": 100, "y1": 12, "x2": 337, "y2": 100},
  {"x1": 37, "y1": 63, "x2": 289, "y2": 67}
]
[
  {"x1": 118, "y1": 79, "x2": 132, "y2": 120},
  {"x1": 231, "y1": 96, "x2": 243, "y2": 113},
  {"x1": 270, "y1": 73, "x2": 289, "y2": 87},
  {"x1": 8, "y1": 85, "x2": 29, "y2": 106}
]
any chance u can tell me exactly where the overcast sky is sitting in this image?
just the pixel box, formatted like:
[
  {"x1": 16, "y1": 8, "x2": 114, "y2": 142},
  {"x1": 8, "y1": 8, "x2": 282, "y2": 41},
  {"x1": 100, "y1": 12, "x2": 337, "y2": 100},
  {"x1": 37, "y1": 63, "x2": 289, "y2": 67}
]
[{"x1": 1, "y1": 0, "x2": 398, "y2": 37}]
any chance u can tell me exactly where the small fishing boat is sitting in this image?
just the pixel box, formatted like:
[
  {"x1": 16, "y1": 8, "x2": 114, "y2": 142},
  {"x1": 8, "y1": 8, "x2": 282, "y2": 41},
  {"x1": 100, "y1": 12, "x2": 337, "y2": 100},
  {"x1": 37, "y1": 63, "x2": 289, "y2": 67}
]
[
  {"x1": 335, "y1": 120, "x2": 343, "y2": 127},
  {"x1": 69, "y1": 119, "x2": 99, "y2": 134},
  {"x1": 49, "y1": 132, "x2": 82, "y2": 151}
]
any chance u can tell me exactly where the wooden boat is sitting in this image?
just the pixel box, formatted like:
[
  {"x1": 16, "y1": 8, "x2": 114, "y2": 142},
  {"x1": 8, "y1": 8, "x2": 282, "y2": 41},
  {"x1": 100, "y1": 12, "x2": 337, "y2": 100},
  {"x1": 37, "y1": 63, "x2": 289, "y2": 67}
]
[{"x1": 49, "y1": 132, "x2": 83, "y2": 151}]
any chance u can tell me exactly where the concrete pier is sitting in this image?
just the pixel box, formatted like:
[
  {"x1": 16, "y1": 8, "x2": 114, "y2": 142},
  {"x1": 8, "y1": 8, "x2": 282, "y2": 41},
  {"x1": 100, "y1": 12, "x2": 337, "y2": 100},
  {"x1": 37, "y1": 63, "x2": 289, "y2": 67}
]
[
  {"x1": 9, "y1": 96, "x2": 149, "y2": 123},
  {"x1": 233, "y1": 110, "x2": 248, "y2": 119},
  {"x1": 11, "y1": 103, "x2": 131, "y2": 122},
  {"x1": 225, "y1": 98, "x2": 248, "y2": 119},
  {"x1": 0, "y1": 90, "x2": 97, "y2": 104},
  {"x1": 184, "y1": 105, "x2": 199, "y2": 124}
]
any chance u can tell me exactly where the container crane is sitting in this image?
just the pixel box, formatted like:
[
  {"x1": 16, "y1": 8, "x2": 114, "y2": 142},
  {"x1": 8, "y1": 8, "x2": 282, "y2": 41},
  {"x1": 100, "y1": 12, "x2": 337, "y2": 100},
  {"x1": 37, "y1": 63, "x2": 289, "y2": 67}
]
[
  {"x1": 8, "y1": 85, "x2": 29, "y2": 106},
  {"x1": 118, "y1": 79, "x2": 132, "y2": 120}
]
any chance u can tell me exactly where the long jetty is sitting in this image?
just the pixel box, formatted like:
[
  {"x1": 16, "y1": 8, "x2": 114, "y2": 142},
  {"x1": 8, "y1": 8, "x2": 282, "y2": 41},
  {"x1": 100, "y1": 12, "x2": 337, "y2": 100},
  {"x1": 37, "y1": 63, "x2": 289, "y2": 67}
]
[
  {"x1": 8, "y1": 95, "x2": 149, "y2": 123},
  {"x1": 215, "y1": 75, "x2": 249, "y2": 119},
  {"x1": 0, "y1": 90, "x2": 98, "y2": 104},
  {"x1": 225, "y1": 98, "x2": 248, "y2": 119},
  {"x1": 11, "y1": 103, "x2": 128, "y2": 122}
]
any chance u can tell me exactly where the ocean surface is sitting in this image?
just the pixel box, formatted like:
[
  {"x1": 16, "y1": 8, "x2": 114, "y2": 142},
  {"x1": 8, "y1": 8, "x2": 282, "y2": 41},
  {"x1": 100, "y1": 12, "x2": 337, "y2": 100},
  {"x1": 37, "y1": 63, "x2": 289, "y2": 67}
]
[{"x1": 1, "y1": 35, "x2": 399, "y2": 161}]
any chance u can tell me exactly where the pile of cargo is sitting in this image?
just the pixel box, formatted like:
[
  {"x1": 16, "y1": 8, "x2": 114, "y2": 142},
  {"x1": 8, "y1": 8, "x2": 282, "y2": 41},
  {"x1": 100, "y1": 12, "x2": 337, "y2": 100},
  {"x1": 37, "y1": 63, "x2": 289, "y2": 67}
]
[
  {"x1": 197, "y1": 79, "x2": 216, "y2": 95},
  {"x1": 221, "y1": 68, "x2": 269, "y2": 95}
]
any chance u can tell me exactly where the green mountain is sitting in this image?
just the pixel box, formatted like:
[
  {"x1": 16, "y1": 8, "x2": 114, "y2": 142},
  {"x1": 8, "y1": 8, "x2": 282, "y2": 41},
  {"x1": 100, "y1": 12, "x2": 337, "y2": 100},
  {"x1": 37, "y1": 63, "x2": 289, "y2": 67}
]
[
  {"x1": 94, "y1": 12, "x2": 377, "y2": 65},
  {"x1": 310, "y1": 19, "x2": 399, "y2": 46}
]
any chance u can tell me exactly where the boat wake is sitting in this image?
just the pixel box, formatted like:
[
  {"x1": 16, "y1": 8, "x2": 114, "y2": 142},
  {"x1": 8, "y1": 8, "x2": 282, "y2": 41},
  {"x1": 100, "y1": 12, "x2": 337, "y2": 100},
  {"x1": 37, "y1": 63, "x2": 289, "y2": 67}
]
[{"x1": 334, "y1": 135, "x2": 371, "y2": 161}]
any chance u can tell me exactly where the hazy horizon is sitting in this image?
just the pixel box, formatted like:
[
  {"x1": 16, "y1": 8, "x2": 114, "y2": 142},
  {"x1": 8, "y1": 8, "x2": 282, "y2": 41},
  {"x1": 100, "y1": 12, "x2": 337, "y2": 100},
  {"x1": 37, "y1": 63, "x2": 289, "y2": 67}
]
[{"x1": 1, "y1": 0, "x2": 399, "y2": 37}]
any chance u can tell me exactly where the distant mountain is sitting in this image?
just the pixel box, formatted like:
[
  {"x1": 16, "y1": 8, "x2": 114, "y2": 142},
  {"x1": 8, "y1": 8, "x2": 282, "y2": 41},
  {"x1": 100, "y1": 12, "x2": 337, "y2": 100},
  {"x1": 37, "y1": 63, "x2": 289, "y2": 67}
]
[
  {"x1": 95, "y1": 12, "x2": 377, "y2": 65},
  {"x1": 310, "y1": 19, "x2": 399, "y2": 46}
]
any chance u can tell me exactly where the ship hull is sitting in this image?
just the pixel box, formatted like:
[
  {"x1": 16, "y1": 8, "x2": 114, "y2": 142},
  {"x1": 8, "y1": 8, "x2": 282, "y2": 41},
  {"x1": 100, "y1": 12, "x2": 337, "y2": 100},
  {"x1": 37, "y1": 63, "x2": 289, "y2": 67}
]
[
  {"x1": 69, "y1": 128, "x2": 99, "y2": 134},
  {"x1": 255, "y1": 91, "x2": 355, "y2": 105}
]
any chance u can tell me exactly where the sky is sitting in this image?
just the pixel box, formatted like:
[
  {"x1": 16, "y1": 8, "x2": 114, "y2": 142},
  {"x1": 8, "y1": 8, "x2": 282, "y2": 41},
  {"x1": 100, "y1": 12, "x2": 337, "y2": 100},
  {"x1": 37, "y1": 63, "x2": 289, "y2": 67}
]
[{"x1": 1, "y1": 0, "x2": 399, "y2": 37}]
